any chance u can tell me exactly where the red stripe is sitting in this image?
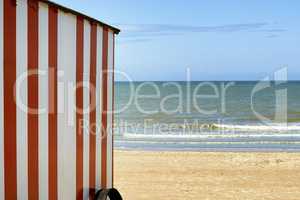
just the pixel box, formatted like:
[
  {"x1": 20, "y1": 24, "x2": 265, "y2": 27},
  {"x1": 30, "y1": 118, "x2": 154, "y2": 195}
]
[
  {"x1": 112, "y1": 33, "x2": 115, "y2": 187},
  {"x1": 48, "y1": 6, "x2": 58, "y2": 200},
  {"x1": 76, "y1": 16, "x2": 84, "y2": 200},
  {"x1": 101, "y1": 27, "x2": 108, "y2": 188},
  {"x1": 27, "y1": 0, "x2": 39, "y2": 199},
  {"x1": 3, "y1": 0, "x2": 17, "y2": 199},
  {"x1": 89, "y1": 22, "x2": 97, "y2": 199}
]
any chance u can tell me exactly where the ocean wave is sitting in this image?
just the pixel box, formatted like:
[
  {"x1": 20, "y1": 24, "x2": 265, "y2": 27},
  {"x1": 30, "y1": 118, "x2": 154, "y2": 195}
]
[
  {"x1": 213, "y1": 123, "x2": 300, "y2": 131},
  {"x1": 175, "y1": 122, "x2": 300, "y2": 131},
  {"x1": 123, "y1": 132, "x2": 300, "y2": 140},
  {"x1": 117, "y1": 139, "x2": 300, "y2": 145},
  {"x1": 120, "y1": 123, "x2": 300, "y2": 140}
]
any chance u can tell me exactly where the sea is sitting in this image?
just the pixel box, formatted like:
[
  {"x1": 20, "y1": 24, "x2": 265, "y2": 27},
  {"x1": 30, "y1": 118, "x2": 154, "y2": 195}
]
[{"x1": 114, "y1": 81, "x2": 300, "y2": 152}]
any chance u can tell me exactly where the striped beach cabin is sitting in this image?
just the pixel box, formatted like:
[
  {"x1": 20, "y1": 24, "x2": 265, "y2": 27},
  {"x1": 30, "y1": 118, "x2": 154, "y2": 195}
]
[{"x1": 0, "y1": 0, "x2": 121, "y2": 199}]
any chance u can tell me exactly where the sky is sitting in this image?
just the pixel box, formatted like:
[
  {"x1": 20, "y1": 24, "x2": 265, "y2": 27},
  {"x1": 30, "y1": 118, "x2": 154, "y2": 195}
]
[{"x1": 53, "y1": 0, "x2": 300, "y2": 81}]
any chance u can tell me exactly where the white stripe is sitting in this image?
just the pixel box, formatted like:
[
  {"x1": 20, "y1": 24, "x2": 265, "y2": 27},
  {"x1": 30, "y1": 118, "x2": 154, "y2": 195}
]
[
  {"x1": 0, "y1": 0, "x2": 4, "y2": 198},
  {"x1": 106, "y1": 31, "x2": 114, "y2": 188},
  {"x1": 95, "y1": 25, "x2": 103, "y2": 189},
  {"x1": 57, "y1": 11, "x2": 77, "y2": 200},
  {"x1": 38, "y1": 3, "x2": 49, "y2": 200},
  {"x1": 16, "y1": 1, "x2": 28, "y2": 199},
  {"x1": 83, "y1": 19, "x2": 91, "y2": 199}
]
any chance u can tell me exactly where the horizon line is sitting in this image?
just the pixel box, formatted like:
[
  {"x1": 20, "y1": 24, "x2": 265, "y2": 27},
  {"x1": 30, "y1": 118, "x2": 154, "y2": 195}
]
[{"x1": 115, "y1": 80, "x2": 300, "y2": 82}]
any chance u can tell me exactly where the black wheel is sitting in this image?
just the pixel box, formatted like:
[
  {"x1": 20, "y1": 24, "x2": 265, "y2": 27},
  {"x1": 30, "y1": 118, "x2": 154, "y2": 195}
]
[{"x1": 94, "y1": 188, "x2": 123, "y2": 200}]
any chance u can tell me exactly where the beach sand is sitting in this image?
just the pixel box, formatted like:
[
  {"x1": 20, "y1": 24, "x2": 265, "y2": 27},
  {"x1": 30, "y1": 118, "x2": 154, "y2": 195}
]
[{"x1": 114, "y1": 150, "x2": 300, "y2": 200}]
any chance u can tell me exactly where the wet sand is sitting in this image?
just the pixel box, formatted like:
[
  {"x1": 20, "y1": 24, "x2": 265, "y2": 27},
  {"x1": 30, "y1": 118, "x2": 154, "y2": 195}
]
[{"x1": 114, "y1": 150, "x2": 300, "y2": 200}]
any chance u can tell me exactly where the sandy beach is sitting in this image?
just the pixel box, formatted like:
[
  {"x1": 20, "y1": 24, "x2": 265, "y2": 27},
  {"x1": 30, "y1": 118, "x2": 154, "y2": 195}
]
[{"x1": 114, "y1": 150, "x2": 300, "y2": 200}]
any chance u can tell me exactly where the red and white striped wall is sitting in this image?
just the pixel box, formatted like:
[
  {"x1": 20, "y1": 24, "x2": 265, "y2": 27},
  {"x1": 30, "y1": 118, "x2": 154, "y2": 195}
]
[{"x1": 0, "y1": 0, "x2": 117, "y2": 199}]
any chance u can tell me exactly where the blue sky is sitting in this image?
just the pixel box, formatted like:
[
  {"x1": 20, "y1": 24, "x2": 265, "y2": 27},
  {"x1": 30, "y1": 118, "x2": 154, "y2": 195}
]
[{"x1": 53, "y1": 0, "x2": 300, "y2": 81}]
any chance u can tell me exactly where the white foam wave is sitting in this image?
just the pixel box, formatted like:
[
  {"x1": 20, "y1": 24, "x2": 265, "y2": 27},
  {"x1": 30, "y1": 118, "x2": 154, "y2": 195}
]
[
  {"x1": 214, "y1": 123, "x2": 300, "y2": 131},
  {"x1": 123, "y1": 132, "x2": 300, "y2": 140}
]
